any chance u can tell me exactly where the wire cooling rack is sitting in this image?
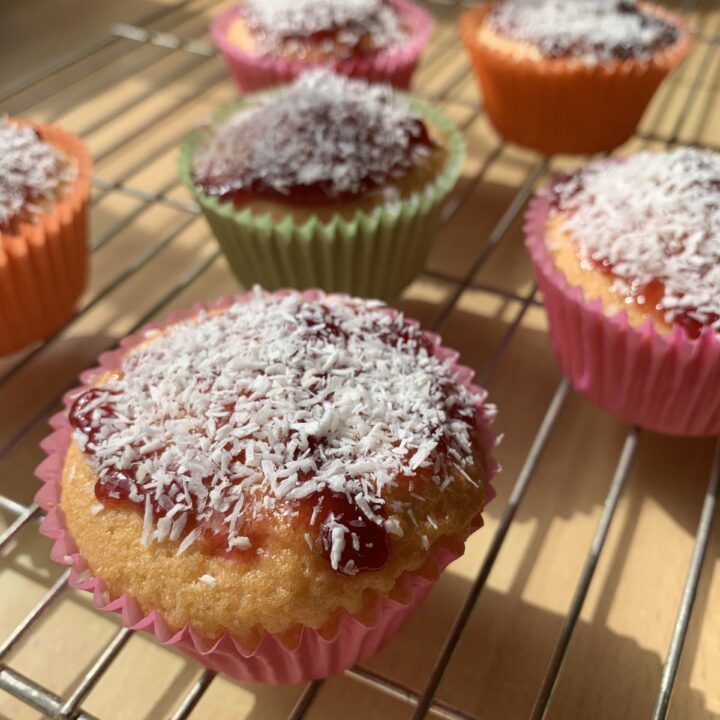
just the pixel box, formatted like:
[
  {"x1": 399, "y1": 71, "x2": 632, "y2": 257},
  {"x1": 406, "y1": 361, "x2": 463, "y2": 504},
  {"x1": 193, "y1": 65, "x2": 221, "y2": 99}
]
[{"x1": 0, "y1": 1, "x2": 718, "y2": 718}]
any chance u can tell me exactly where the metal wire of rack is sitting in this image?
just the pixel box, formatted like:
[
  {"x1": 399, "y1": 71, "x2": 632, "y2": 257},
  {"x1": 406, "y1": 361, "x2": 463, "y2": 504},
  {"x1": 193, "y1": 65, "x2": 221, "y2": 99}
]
[{"x1": 0, "y1": 1, "x2": 718, "y2": 718}]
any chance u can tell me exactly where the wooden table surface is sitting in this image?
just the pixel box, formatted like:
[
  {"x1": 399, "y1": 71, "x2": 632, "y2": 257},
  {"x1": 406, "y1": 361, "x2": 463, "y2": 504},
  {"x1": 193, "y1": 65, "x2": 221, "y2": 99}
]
[{"x1": 1, "y1": 1, "x2": 719, "y2": 719}]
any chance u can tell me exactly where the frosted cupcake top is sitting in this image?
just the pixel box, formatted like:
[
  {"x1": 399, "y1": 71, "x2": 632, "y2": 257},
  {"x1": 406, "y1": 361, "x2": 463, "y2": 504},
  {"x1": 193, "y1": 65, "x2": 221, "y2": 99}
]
[
  {"x1": 487, "y1": 0, "x2": 680, "y2": 63},
  {"x1": 69, "y1": 291, "x2": 488, "y2": 576},
  {"x1": 192, "y1": 70, "x2": 435, "y2": 206},
  {"x1": 549, "y1": 148, "x2": 720, "y2": 337},
  {"x1": 0, "y1": 118, "x2": 77, "y2": 229},
  {"x1": 238, "y1": 0, "x2": 407, "y2": 57}
]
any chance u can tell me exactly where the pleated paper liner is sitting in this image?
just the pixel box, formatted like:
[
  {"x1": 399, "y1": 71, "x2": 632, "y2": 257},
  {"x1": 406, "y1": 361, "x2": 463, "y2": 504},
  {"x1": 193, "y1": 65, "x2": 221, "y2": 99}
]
[
  {"x1": 0, "y1": 121, "x2": 92, "y2": 357},
  {"x1": 460, "y1": 4, "x2": 692, "y2": 155},
  {"x1": 35, "y1": 289, "x2": 499, "y2": 684},
  {"x1": 179, "y1": 98, "x2": 465, "y2": 301},
  {"x1": 211, "y1": 0, "x2": 434, "y2": 93},
  {"x1": 525, "y1": 195, "x2": 720, "y2": 437}
]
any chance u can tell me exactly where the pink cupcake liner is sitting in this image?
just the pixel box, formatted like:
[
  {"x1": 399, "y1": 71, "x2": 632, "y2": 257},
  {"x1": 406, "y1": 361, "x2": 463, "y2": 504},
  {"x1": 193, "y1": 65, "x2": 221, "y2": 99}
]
[
  {"x1": 211, "y1": 0, "x2": 434, "y2": 92},
  {"x1": 34, "y1": 288, "x2": 499, "y2": 684},
  {"x1": 525, "y1": 196, "x2": 720, "y2": 437}
]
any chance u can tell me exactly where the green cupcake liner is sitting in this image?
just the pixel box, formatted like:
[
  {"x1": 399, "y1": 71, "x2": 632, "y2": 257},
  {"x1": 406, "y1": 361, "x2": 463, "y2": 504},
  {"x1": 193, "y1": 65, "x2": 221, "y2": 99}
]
[{"x1": 179, "y1": 96, "x2": 465, "y2": 300}]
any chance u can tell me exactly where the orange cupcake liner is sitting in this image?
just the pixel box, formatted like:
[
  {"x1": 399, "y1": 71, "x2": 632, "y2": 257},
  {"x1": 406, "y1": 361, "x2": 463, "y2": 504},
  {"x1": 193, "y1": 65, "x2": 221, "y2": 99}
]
[
  {"x1": 0, "y1": 121, "x2": 92, "y2": 357},
  {"x1": 459, "y1": 3, "x2": 692, "y2": 155}
]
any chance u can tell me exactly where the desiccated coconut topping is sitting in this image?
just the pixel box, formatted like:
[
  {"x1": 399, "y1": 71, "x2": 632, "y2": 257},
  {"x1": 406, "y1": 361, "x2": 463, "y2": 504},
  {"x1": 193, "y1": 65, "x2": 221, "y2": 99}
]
[
  {"x1": 69, "y1": 291, "x2": 484, "y2": 576},
  {"x1": 550, "y1": 148, "x2": 720, "y2": 336},
  {"x1": 0, "y1": 117, "x2": 77, "y2": 228},
  {"x1": 239, "y1": 0, "x2": 406, "y2": 52},
  {"x1": 192, "y1": 69, "x2": 434, "y2": 205},
  {"x1": 487, "y1": 0, "x2": 680, "y2": 63}
]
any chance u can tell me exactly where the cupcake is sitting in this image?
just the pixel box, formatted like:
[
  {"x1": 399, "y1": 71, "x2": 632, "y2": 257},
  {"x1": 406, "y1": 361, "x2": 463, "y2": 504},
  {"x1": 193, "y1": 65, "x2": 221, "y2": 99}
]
[
  {"x1": 0, "y1": 117, "x2": 92, "y2": 356},
  {"x1": 460, "y1": 0, "x2": 691, "y2": 155},
  {"x1": 211, "y1": 0, "x2": 434, "y2": 92},
  {"x1": 36, "y1": 288, "x2": 498, "y2": 683},
  {"x1": 525, "y1": 148, "x2": 720, "y2": 436},
  {"x1": 179, "y1": 70, "x2": 465, "y2": 300}
]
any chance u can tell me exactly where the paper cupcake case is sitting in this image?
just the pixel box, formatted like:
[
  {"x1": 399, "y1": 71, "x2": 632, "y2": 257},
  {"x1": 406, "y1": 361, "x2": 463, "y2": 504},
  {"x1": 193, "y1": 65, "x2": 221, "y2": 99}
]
[
  {"x1": 35, "y1": 289, "x2": 499, "y2": 684},
  {"x1": 211, "y1": 0, "x2": 434, "y2": 93},
  {"x1": 525, "y1": 196, "x2": 720, "y2": 437},
  {"x1": 459, "y1": 4, "x2": 692, "y2": 155},
  {"x1": 179, "y1": 99, "x2": 465, "y2": 302},
  {"x1": 0, "y1": 122, "x2": 92, "y2": 356}
]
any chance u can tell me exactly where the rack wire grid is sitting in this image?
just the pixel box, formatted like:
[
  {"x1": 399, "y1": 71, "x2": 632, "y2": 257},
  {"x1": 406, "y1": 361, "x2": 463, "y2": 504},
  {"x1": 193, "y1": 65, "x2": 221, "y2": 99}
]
[{"x1": 1, "y1": 1, "x2": 719, "y2": 718}]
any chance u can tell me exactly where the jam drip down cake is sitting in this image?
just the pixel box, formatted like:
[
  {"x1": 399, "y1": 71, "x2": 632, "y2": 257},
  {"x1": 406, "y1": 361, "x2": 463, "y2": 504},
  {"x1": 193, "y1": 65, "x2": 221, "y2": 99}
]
[
  {"x1": 483, "y1": 0, "x2": 680, "y2": 63},
  {"x1": 192, "y1": 69, "x2": 444, "y2": 218},
  {"x1": 59, "y1": 291, "x2": 493, "y2": 644},
  {"x1": 230, "y1": 0, "x2": 408, "y2": 62},
  {"x1": 546, "y1": 148, "x2": 720, "y2": 339},
  {"x1": 0, "y1": 118, "x2": 77, "y2": 233}
]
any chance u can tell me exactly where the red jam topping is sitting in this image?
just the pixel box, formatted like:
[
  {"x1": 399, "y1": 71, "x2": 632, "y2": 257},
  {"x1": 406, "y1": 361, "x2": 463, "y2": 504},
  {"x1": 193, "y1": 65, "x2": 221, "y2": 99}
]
[
  {"x1": 581, "y1": 259, "x2": 719, "y2": 339},
  {"x1": 69, "y1": 387, "x2": 118, "y2": 452},
  {"x1": 192, "y1": 70, "x2": 435, "y2": 208},
  {"x1": 68, "y1": 292, "x2": 482, "y2": 576},
  {"x1": 549, "y1": 149, "x2": 720, "y2": 338},
  {"x1": 314, "y1": 490, "x2": 390, "y2": 571}
]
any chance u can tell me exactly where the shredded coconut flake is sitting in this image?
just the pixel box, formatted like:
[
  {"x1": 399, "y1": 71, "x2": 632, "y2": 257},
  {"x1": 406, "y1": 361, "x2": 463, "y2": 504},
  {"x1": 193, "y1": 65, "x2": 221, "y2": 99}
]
[
  {"x1": 550, "y1": 148, "x2": 720, "y2": 334},
  {"x1": 193, "y1": 69, "x2": 432, "y2": 201},
  {"x1": 177, "y1": 527, "x2": 202, "y2": 555},
  {"x1": 329, "y1": 523, "x2": 347, "y2": 571},
  {"x1": 199, "y1": 574, "x2": 217, "y2": 588},
  {"x1": 230, "y1": 535, "x2": 252, "y2": 550},
  {"x1": 488, "y1": 0, "x2": 680, "y2": 64},
  {"x1": 73, "y1": 292, "x2": 482, "y2": 566},
  {"x1": 240, "y1": 0, "x2": 405, "y2": 52},
  {"x1": 141, "y1": 496, "x2": 153, "y2": 546},
  {"x1": 0, "y1": 117, "x2": 77, "y2": 227}
]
